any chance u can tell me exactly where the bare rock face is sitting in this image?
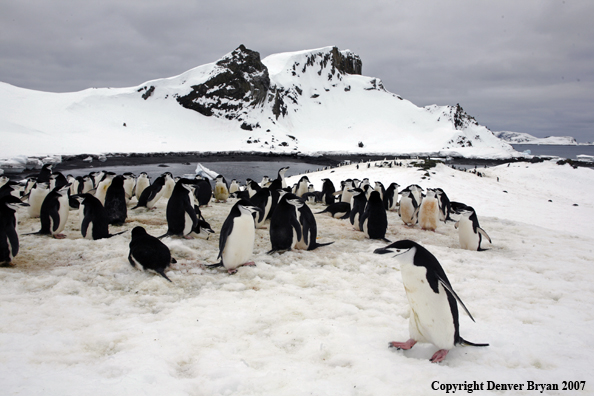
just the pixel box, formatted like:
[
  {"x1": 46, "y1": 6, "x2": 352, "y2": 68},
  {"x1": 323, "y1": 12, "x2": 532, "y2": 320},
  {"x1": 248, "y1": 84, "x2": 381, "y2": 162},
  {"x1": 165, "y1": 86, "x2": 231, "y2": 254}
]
[{"x1": 176, "y1": 45, "x2": 270, "y2": 120}]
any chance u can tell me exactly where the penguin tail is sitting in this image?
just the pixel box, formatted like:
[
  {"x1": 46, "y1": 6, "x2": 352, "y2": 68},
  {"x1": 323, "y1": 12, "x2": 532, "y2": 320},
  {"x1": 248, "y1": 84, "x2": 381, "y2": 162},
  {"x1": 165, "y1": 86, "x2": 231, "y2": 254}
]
[
  {"x1": 107, "y1": 230, "x2": 129, "y2": 238},
  {"x1": 308, "y1": 241, "x2": 334, "y2": 251},
  {"x1": 459, "y1": 337, "x2": 489, "y2": 347},
  {"x1": 156, "y1": 269, "x2": 173, "y2": 282},
  {"x1": 314, "y1": 209, "x2": 328, "y2": 214},
  {"x1": 21, "y1": 230, "x2": 45, "y2": 236},
  {"x1": 381, "y1": 237, "x2": 392, "y2": 243},
  {"x1": 204, "y1": 262, "x2": 224, "y2": 268},
  {"x1": 156, "y1": 232, "x2": 171, "y2": 239}
]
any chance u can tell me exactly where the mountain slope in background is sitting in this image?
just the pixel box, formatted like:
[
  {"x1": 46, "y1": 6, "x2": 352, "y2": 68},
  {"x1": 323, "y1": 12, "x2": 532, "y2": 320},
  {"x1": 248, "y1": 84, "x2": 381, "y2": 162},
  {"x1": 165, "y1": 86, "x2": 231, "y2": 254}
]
[
  {"x1": 494, "y1": 131, "x2": 578, "y2": 145},
  {"x1": 0, "y1": 45, "x2": 516, "y2": 159}
]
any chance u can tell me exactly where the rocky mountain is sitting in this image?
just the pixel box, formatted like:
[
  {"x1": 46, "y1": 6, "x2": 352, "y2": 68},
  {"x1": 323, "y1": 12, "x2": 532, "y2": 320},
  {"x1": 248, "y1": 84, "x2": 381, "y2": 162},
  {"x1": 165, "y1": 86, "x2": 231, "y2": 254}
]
[{"x1": 0, "y1": 45, "x2": 516, "y2": 159}]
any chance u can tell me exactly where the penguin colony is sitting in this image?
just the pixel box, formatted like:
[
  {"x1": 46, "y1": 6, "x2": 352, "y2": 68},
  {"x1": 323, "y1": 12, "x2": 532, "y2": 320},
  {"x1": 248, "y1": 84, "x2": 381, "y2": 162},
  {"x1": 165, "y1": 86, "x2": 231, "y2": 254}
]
[{"x1": 1, "y1": 158, "x2": 492, "y2": 363}]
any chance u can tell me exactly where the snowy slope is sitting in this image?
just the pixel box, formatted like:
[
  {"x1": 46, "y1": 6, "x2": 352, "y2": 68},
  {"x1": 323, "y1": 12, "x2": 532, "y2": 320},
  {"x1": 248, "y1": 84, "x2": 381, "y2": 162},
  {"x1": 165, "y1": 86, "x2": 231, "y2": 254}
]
[
  {"x1": 494, "y1": 131, "x2": 578, "y2": 145},
  {"x1": 0, "y1": 46, "x2": 517, "y2": 159},
  {"x1": 1, "y1": 160, "x2": 593, "y2": 395}
]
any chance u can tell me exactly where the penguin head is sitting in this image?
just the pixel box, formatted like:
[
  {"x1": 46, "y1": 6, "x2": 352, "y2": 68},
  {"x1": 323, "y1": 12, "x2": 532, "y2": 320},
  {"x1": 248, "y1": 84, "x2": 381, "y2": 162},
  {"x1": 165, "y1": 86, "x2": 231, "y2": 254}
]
[
  {"x1": 1, "y1": 195, "x2": 30, "y2": 211},
  {"x1": 373, "y1": 240, "x2": 419, "y2": 262},
  {"x1": 236, "y1": 199, "x2": 262, "y2": 215},
  {"x1": 131, "y1": 226, "x2": 148, "y2": 239}
]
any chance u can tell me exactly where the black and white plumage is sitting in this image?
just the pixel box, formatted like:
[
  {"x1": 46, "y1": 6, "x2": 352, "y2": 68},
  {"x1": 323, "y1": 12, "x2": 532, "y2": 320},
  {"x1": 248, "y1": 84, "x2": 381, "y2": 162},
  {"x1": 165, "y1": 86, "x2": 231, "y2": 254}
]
[
  {"x1": 214, "y1": 175, "x2": 230, "y2": 203},
  {"x1": 360, "y1": 190, "x2": 390, "y2": 242},
  {"x1": 194, "y1": 177, "x2": 213, "y2": 207},
  {"x1": 315, "y1": 202, "x2": 351, "y2": 219},
  {"x1": 104, "y1": 175, "x2": 127, "y2": 225},
  {"x1": 383, "y1": 182, "x2": 400, "y2": 211},
  {"x1": 295, "y1": 176, "x2": 310, "y2": 198},
  {"x1": 128, "y1": 226, "x2": 175, "y2": 282},
  {"x1": 208, "y1": 199, "x2": 260, "y2": 274},
  {"x1": 75, "y1": 194, "x2": 126, "y2": 240},
  {"x1": 134, "y1": 172, "x2": 150, "y2": 199},
  {"x1": 0, "y1": 195, "x2": 28, "y2": 265},
  {"x1": 374, "y1": 240, "x2": 488, "y2": 363},
  {"x1": 132, "y1": 175, "x2": 166, "y2": 209},
  {"x1": 320, "y1": 178, "x2": 336, "y2": 206},
  {"x1": 454, "y1": 206, "x2": 492, "y2": 251},
  {"x1": 27, "y1": 181, "x2": 50, "y2": 218},
  {"x1": 291, "y1": 195, "x2": 334, "y2": 251},
  {"x1": 349, "y1": 188, "x2": 367, "y2": 231},
  {"x1": 435, "y1": 188, "x2": 452, "y2": 222},
  {"x1": 33, "y1": 184, "x2": 71, "y2": 238},
  {"x1": 398, "y1": 189, "x2": 419, "y2": 226},
  {"x1": 160, "y1": 179, "x2": 199, "y2": 238},
  {"x1": 268, "y1": 191, "x2": 302, "y2": 253},
  {"x1": 248, "y1": 188, "x2": 273, "y2": 228}
]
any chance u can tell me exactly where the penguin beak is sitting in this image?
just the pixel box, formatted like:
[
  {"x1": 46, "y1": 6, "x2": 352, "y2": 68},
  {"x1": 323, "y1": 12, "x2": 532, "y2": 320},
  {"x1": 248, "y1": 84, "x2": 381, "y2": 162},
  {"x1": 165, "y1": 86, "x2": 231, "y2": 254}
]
[{"x1": 373, "y1": 247, "x2": 394, "y2": 255}]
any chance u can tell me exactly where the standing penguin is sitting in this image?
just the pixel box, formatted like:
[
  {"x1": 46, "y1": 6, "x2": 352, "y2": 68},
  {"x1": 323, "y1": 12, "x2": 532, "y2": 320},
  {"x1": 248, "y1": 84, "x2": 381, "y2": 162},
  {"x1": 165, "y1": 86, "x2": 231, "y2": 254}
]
[
  {"x1": 295, "y1": 176, "x2": 310, "y2": 198},
  {"x1": 30, "y1": 184, "x2": 71, "y2": 238},
  {"x1": 75, "y1": 194, "x2": 126, "y2": 240},
  {"x1": 435, "y1": 188, "x2": 452, "y2": 222},
  {"x1": 194, "y1": 177, "x2": 213, "y2": 207},
  {"x1": 276, "y1": 166, "x2": 290, "y2": 189},
  {"x1": 383, "y1": 182, "x2": 400, "y2": 211},
  {"x1": 349, "y1": 188, "x2": 367, "y2": 231},
  {"x1": 160, "y1": 179, "x2": 199, "y2": 238},
  {"x1": 398, "y1": 189, "x2": 419, "y2": 226},
  {"x1": 360, "y1": 190, "x2": 390, "y2": 242},
  {"x1": 161, "y1": 172, "x2": 176, "y2": 199},
  {"x1": 104, "y1": 175, "x2": 127, "y2": 225},
  {"x1": 268, "y1": 191, "x2": 302, "y2": 253},
  {"x1": 320, "y1": 178, "x2": 336, "y2": 206},
  {"x1": 214, "y1": 175, "x2": 230, "y2": 203},
  {"x1": 292, "y1": 195, "x2": 334, "y2": 251},
  {"x1": 132, "y1": 174, "x2": 166, "y2": 209},
  {"x1": 229, "y1": 179, "x2": 240, "y2": 194},
  {"x1": 128, "y1": 226, "x2": 175, "y2": 282},
  {"x1": 340, "y1": 179, "x2": 355, "y2": 203},
  {"x1": 418, "y1": 188, "x2": 440, "y2": 231},
  {"x1": 374, "y1": 240, "x2": 488, "y2": 363},
  {"x1": 0, "y1": 195, "x2": 28, "y2": 265},
  {"x1": 95, "y1": 172, "x2": 115, "y2": 205},
  {"x1": 207, "y1": 199, "x2": 261, "y2": 274},
  {"x1": 454, "y1": 206, "x2": 492, "y2": 251},
  {"x1": 248, "y1": 188, "x2": 273, "y2": 228},
  {"x1": 135, "y1": 172, "x2": 151, "y2": 199},
  {"x1": 122, "y1": 173, "x2": 136, "y2": 203},
  {"x1": 27, "y1": 181, "x2": 50, "y2": 218}
]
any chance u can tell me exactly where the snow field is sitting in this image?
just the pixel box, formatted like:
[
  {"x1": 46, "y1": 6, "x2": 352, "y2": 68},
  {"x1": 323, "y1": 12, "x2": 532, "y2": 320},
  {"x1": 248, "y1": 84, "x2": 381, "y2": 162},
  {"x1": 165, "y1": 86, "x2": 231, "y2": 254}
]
[{"x1": 1, "y1": 160, "x2": 593, "y2": 395}]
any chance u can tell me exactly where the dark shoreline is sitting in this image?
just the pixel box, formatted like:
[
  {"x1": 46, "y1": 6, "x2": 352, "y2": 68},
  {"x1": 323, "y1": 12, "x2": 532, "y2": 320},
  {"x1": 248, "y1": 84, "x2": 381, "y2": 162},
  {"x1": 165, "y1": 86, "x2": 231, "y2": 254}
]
[
  {"x1": 53, "y1": 151, "x2": 527, "y2": 173},
  {"x1": 8, "y1": 150, "x2": 590, "y2": 179}
]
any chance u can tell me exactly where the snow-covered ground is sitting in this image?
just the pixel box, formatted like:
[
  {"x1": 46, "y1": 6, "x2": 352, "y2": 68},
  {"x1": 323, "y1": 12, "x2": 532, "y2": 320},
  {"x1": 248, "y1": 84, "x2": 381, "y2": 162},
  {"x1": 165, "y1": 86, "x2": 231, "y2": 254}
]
[
  {"x1": 494, "y1": 131, "x2": 579, "y2": 145},
  {"x1": 1, "y1": 160, "x2": 593, "y2": 395}
]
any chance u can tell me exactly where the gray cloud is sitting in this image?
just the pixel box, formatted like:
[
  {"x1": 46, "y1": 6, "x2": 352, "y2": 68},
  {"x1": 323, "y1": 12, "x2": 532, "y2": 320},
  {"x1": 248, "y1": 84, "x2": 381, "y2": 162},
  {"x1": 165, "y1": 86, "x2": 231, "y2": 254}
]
[{"x1": 1, "y1": 0, "x2": 592, "y2": 141}]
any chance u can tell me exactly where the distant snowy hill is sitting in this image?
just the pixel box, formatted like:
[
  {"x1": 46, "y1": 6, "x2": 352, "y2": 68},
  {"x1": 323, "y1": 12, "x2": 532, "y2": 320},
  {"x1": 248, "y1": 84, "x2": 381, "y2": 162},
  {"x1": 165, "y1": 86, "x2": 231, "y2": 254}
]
[
  {"x1": 494, "y1": 131, "x2": 577, "y2": 145},
  {"x1": 0, "y1": 45, "x2": 517, "y2": 159}
]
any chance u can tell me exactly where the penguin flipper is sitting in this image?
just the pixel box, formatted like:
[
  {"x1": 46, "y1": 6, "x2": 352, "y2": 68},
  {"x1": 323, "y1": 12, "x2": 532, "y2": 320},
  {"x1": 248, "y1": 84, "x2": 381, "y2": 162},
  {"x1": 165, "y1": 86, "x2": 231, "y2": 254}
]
[
  {"x1": 291, "y1": 217, "x2": 302, "y2": 242},
  {"x1": 81, "y1": 217, "x2": 91, "y2": 238},
  {"x1": 477, "y1": 227, "x2": 491, "y2": 243},
  {"x1": 107, "y1": 230, "x2": 128, "y2": 238},
  {"x1": 6, "y1": 227, "x2": 19, "y2": 257},
  {"x1": 308, "y1": 241, "x2": 334, "y2": 251},
  {"x1": 438, "y1": 277, "x2": 476, "y2": 322},
  {"x1": 156, "y1": 268, "x2": 173, "y2": 282}
]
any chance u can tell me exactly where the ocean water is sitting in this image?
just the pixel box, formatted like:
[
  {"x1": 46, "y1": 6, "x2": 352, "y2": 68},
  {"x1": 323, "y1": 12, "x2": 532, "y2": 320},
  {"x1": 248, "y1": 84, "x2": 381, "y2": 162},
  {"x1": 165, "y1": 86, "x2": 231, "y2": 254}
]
[
  {"x1": 60, "y1": 161, "x2": 325, "y2": 183},
  {"x1": 511, "y1": 144, "x2": 594, "y2": 159}
]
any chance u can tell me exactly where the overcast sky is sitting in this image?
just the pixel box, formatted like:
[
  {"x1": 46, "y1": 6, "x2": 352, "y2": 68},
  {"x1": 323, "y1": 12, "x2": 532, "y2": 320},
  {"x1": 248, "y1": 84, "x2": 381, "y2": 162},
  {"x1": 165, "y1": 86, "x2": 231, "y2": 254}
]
[{"x1": 1, "y1": 0, "x2": 592, "y2": 142}]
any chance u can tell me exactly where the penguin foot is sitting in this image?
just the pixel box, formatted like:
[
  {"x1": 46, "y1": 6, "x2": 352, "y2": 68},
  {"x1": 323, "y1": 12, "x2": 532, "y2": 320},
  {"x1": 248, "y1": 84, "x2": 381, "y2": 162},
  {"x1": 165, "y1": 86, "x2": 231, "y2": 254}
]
[
  {"x1": 53, "y1": 234, "x2": 67, "y2": 239},
  {"x1": 227, "y1": 269, "x2": 238, "y2": 275},
  {"x1": 389, "y1": 339, "x2": 416, "y2": 350},
  {"x1": 183, "y1": 235, "x2": 194, "y2": 240},
  {"x1": 242, "y1": 261, "x2": 256, "y2": 267},
  {"x1": 430, "y1": 349, "x2": 449, "y2": 363}
]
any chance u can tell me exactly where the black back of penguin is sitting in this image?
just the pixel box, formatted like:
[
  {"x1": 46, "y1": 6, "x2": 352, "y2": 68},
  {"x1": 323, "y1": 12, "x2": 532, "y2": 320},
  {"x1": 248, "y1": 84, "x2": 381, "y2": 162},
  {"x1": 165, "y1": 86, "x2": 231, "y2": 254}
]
[
  {"x1": 104, "y1": 175, "x2": 127, "y2": 225},
  {"x1": 128, "y1": 226, "x2": 173, "y2": 282},
  {"x1": 269, "y1": 192, "x2": 302, "y2": 253},
  {"x1": 0, "y1": 195, "x2": 26, "y2": 264},
  {"x1": 77, "y1": 193, "x2": 111, "y2": 240},
  {"x1": 165, "y1": 179, "x2": 198, "y2": 237},
  {"x1": 360, "y1": 190, "x2": 389, "y2": 241}
]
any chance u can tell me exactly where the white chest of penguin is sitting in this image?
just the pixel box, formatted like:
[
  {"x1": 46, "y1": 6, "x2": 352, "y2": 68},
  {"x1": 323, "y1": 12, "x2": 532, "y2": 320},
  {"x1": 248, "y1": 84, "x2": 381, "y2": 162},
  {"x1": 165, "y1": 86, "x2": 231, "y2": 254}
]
[
  {"x1": 400, "y1": 262, "x2": 455, "y2": 349},
  {"x1": 223, "y1": 215, "x2": 255, "y2": 266}
]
